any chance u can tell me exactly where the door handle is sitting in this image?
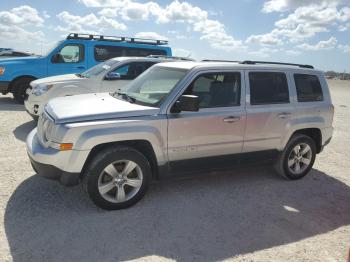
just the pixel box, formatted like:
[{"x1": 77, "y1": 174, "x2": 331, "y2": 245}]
[
  {"x1": 278, "y1": 112, "x2": 291, "y2": 119},
  {"x1": 223, "y1": 116, "x2": 241, "y2": 123},
  {"x1": 77, "y1": 66, "x2": 85, "y2": 69}
]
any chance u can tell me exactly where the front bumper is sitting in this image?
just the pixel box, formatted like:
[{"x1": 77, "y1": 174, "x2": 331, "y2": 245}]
[
  {"x1": 26, "y1": 128, "x2": 90, "y2": 187},
  {"x1": 24, "y1": 98, "x2": 42, "y2": 118},
  {"x1": 0, "y1": 81, "x2": 9, "y2": 94}
]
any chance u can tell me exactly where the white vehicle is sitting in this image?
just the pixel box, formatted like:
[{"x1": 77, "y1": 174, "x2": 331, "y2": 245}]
[{"x1": 24, "y1": 56, "x2": 192, "y2": 119}]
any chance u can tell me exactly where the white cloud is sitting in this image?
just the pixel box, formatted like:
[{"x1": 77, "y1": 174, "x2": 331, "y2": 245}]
[
  {"x1": 42, "y1": 10, "x2": 51, "y2": 19},
  {"x1": 56, "y1": 11, "x2": 127, "y2": 34},
  {"x1": 0, "y1": 5, "x2": 46, "y2": 45},
  {"x1": 248, "y1": 47, "x2": 280, "y2": 58},
  {"x1": 98, "y1": 8, "x2": 118, "y2": 17},
  {"x1": 134, "y1": 31, "x2": 168, "y2": 40},
  {"x1": 262, "y1": 0, "x2": 343, "y2": 13},
  {"x1": 246, "y1": 33, "x2": 283, "y2": 45},
  {"x1": 248, "y1": 3, "x2": 350, "y2": 45},
  {"x1": 78, "y1": 0, "x2": 246, "y2": 51},
  {"x1": 338, "y1": 44, "x2": 350, "y2": 53},
  {"x1": 298, "y1": 36, "x2": 338, "y2": 50},
  {"x1": 0, "y1": 5, "x2": 44, "y2": 27}
]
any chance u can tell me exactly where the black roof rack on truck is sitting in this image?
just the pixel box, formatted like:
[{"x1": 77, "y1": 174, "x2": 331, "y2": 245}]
[
  {"x1": 66, "y1": 33, "x2": 169, "y2": 46},
  {"x1": 147, "y1": 55, "x2": 195, "y2": 61},
  {"x1": 201, "y1": 59, "x2": 314, "y2": 69}
]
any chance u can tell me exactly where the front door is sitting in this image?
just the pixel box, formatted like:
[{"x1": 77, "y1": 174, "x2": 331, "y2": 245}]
[
  {"x1": 167, "y1": 71, "x2": 246, "y2": 166},
  {"x1": 48, "y1": 43, "x2": 87, "y2": 76}
]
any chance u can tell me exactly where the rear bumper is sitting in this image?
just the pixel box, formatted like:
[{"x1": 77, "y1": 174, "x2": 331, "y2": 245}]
[{"x1": 0, "y1": 81, "x2": 9, "y2": 94}]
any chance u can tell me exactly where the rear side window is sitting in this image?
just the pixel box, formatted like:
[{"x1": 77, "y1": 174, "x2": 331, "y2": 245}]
[
  {"x1": 249, "y1": 72, "x2": 289, "y2": 105},
  {"x1": 294, "y1": 74, "x2": 323, "y2": 102},
  {"x1": 94, "y1": 45, "x2": 166, "y2": 61}
]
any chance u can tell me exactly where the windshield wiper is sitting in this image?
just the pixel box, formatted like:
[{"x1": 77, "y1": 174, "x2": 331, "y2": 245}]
[
  {"x1": 75, "y1": 73, "x2": 86, "y2": 78},
  {"x1": 113, "y1": 91, "x2": 136, "y2": 103}
]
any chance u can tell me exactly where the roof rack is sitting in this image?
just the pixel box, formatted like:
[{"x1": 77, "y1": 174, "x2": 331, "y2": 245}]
[
  {"x1": 241, "y1": 60, "x2": 314, "y2": 69},
  {"x1": 148, "y1": 55, "x2": 195, "y2": 61},
  {"x1": 201, "y1": 59, "x2": 240, "y2": 63},
  {"x1": 66, "y1": 33, "x2": 169, "y2": 46},
  {"x1": 201, "y1": 59, "x2": 314, "y2": 69}
]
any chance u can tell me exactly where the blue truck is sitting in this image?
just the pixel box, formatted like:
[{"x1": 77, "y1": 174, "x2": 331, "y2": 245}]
[{"x1": 0, "y1": 33, "x2": 172, "y2": 103}]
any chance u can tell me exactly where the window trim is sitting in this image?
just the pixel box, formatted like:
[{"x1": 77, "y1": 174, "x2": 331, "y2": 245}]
[
  {"x1": 51, "y1": 44, "x2": 85, "y2": 64},
  {"x1": 293, "y1": 73, "x2": 324, "y2": 103},
  {"x1": 248, "y1": 71, "x2": 290, "y2": 106}
]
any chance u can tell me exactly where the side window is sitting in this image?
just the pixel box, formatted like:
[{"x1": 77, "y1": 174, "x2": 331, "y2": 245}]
[
  {"x1": 95, "y1": 45, "x2": 123, "y2": 62},
  {"x1": 294, "y1": 74, "x2": 324, "y2": 102},
  {"x1": 94, "y1": 45, "x2": 167, "y2": 62},
  {"x1": 185, "y1": 72, "x2": 241, "y2": 108},
  {"x1": 113, "y1": 62, "x2": 156, "y2": 80},
  {"x1": 52, "y1": 44, "x2": 84, "y2": 63},
  {"x1": 125, "y1": 48, "x2": 166, "y2": 57},
  {"x1": 249, "y1": 72, "x2": 289, "y2": 105}
]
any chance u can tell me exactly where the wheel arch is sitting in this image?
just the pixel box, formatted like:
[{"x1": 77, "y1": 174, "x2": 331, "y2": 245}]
[
  {"x1": 9, "y1": 75, "x2": 37, "y2": 92},
  {"x1": 290, "y1": 128, "x2": 322, "y2": 153},
  {"x1": 81, "y1": 140, "x2": 160, "y2": 180}
]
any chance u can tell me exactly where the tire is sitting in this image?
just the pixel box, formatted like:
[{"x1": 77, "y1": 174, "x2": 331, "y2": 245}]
[
  {"x1": 82, "y1": 146, "x2": 152, "y2": 210},
  {"x1": 274, "y1": 134, "x2": 316, "y2": 180},
  {"x1": 12, "y1": 77, "x2": 34, "y2": 104}
]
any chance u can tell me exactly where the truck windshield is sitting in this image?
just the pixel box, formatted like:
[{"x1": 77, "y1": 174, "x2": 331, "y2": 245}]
[
  {"x1": 112, "y1": 66, "x2": 188, "y2": 107},
  {"x1": 81, "y1": 59, "x2": 119, "y2": 78}
]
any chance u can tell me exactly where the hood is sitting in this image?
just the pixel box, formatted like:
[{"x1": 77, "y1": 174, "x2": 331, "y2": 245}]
[
  {"x1": 31, "y1": 74, "x2": 81, "y2": 87},
  {"x1": 0, "y1": 56, "x2": 42, "y2": 65},
  {"x1": 45, "y1": 92, "x2": 160, "y2": 124}
]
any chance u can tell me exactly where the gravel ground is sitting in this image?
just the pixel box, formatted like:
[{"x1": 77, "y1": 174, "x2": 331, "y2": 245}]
[{"x1": 0, "y1": 80, "x2": 349, "y2": 262}]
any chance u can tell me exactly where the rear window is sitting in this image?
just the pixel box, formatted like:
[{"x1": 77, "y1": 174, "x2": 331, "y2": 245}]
[
  {"x1": 294, "y1": 74, "x2": 324, "y2": 102},
  {"x1": 249, "y1": 72, "x2": 289, "y2": 105},
  {"x1": 94, "y1": 45, "x2": 167, "y2": 61}
]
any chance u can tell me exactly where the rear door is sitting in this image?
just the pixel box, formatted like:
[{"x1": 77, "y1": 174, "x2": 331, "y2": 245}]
[
  {"x1": 243, "y1": 70, "x2": 294, "y2": 152},
  {"x1": 101, "y1": 61, "x2": 156, "y2": 92},
  {"x1": 167, "y1": 70, "x2": 246, "y2": 165},
  {"x1": 48, "y1": 43, "x2": 87, "y2": 76}
]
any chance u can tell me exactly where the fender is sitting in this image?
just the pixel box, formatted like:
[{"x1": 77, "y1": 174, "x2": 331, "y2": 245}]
[{"x1": 279, "y1": 115, "x2": 325, "y2": 151}]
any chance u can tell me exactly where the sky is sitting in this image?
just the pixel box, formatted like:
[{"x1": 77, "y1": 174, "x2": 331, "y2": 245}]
[{"x1": 1, "y1": 0, "x2": 350, "y2": 71}]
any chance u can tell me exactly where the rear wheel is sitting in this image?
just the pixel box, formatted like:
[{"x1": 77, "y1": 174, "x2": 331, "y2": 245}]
[
  {"x1": 83, "y1": 146, "x2": 152, "y2": 210},
  {"x1": 12, "y1": 77, "x2": 35, "y2": 104},
  {"x1": 275, "y1": 134, "x2": 316, "y2": 180}
]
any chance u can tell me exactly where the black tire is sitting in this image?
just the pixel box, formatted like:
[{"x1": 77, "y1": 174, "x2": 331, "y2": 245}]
[
  {"x1": 82, "y1": 146, "x2": 152, "y2": 210},
  {"x1": 274, "y1": 134, "x2": 316, "y2": 180},
  {"x1": 12, "y1": 77, "x2": 34, "y2": 104}
]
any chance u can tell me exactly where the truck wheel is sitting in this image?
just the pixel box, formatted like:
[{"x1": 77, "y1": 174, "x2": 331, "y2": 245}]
[
  {"x1": 274, "y1": 134, "x2": 316, "y2": 180},
  {"x1": 12, "y1": 77, "x2": 34, "y2": 104},
  {"x1": 83, "y1": 146, "x2": 152, "y2": 210}
]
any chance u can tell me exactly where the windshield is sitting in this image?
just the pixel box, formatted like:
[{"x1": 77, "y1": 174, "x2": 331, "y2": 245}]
[
  {"x1": 81, "y1": 59, "x2": 119, "y2": 78},
  {"x1": 42, "y1": 41, "x2": 61, "y2": 56},
  {"x1": 112, "y1": 66, "x2": 188, "y2": 107}
]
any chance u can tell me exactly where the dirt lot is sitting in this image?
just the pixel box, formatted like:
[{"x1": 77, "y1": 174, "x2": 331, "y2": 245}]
[{"x1": 0, "y1": 80, "x2": 349, "y2": 262}]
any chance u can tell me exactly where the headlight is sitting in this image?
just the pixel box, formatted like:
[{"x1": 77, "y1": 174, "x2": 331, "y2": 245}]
[
  {"x1": 33, "y1": 84, "x2": 53, "y2": 96},
  {"x1": 0, "y1": 67, "x2": 5, "y2": 75}
]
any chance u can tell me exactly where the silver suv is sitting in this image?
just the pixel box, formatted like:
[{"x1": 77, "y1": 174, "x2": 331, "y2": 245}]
[{"x1": 26, "y1": 60, "x2": 334, "y2": 210}]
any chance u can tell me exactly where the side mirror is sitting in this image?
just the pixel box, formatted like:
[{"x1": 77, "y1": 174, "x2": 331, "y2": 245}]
[
  {"x1": 51, "y1": 53, "x2": 61, "y2": 63},
  {"x1": 172, "y1": 95, "x2": 199, "y2": 113},
  {"x1": 105, "y1": 72, "x2": 121, "y2": 80}
]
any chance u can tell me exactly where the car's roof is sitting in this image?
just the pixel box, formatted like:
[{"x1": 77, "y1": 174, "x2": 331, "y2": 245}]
[{"x1": 156, "y1": 61, "x2": 322, "y2": 73}]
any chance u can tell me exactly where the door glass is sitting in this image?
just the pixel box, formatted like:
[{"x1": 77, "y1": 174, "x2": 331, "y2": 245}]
[
  {"x1": 53, "y1": 44, "x2": 83, "y2": 63},
  {"x1": 185, "y1": 72, "x2": 241, "y2": 108}
]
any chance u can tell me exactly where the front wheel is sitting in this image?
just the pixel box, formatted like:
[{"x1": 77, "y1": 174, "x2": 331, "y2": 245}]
[
  {"x1": 83, "y1": 146, "x2": 152, "y2": 210},
  {"x1": 12, "y1": 77, "x2": 34, "y2": 104},
  {"x1": 275, "y1": 134, "x2": 316, "y2": 180}
]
